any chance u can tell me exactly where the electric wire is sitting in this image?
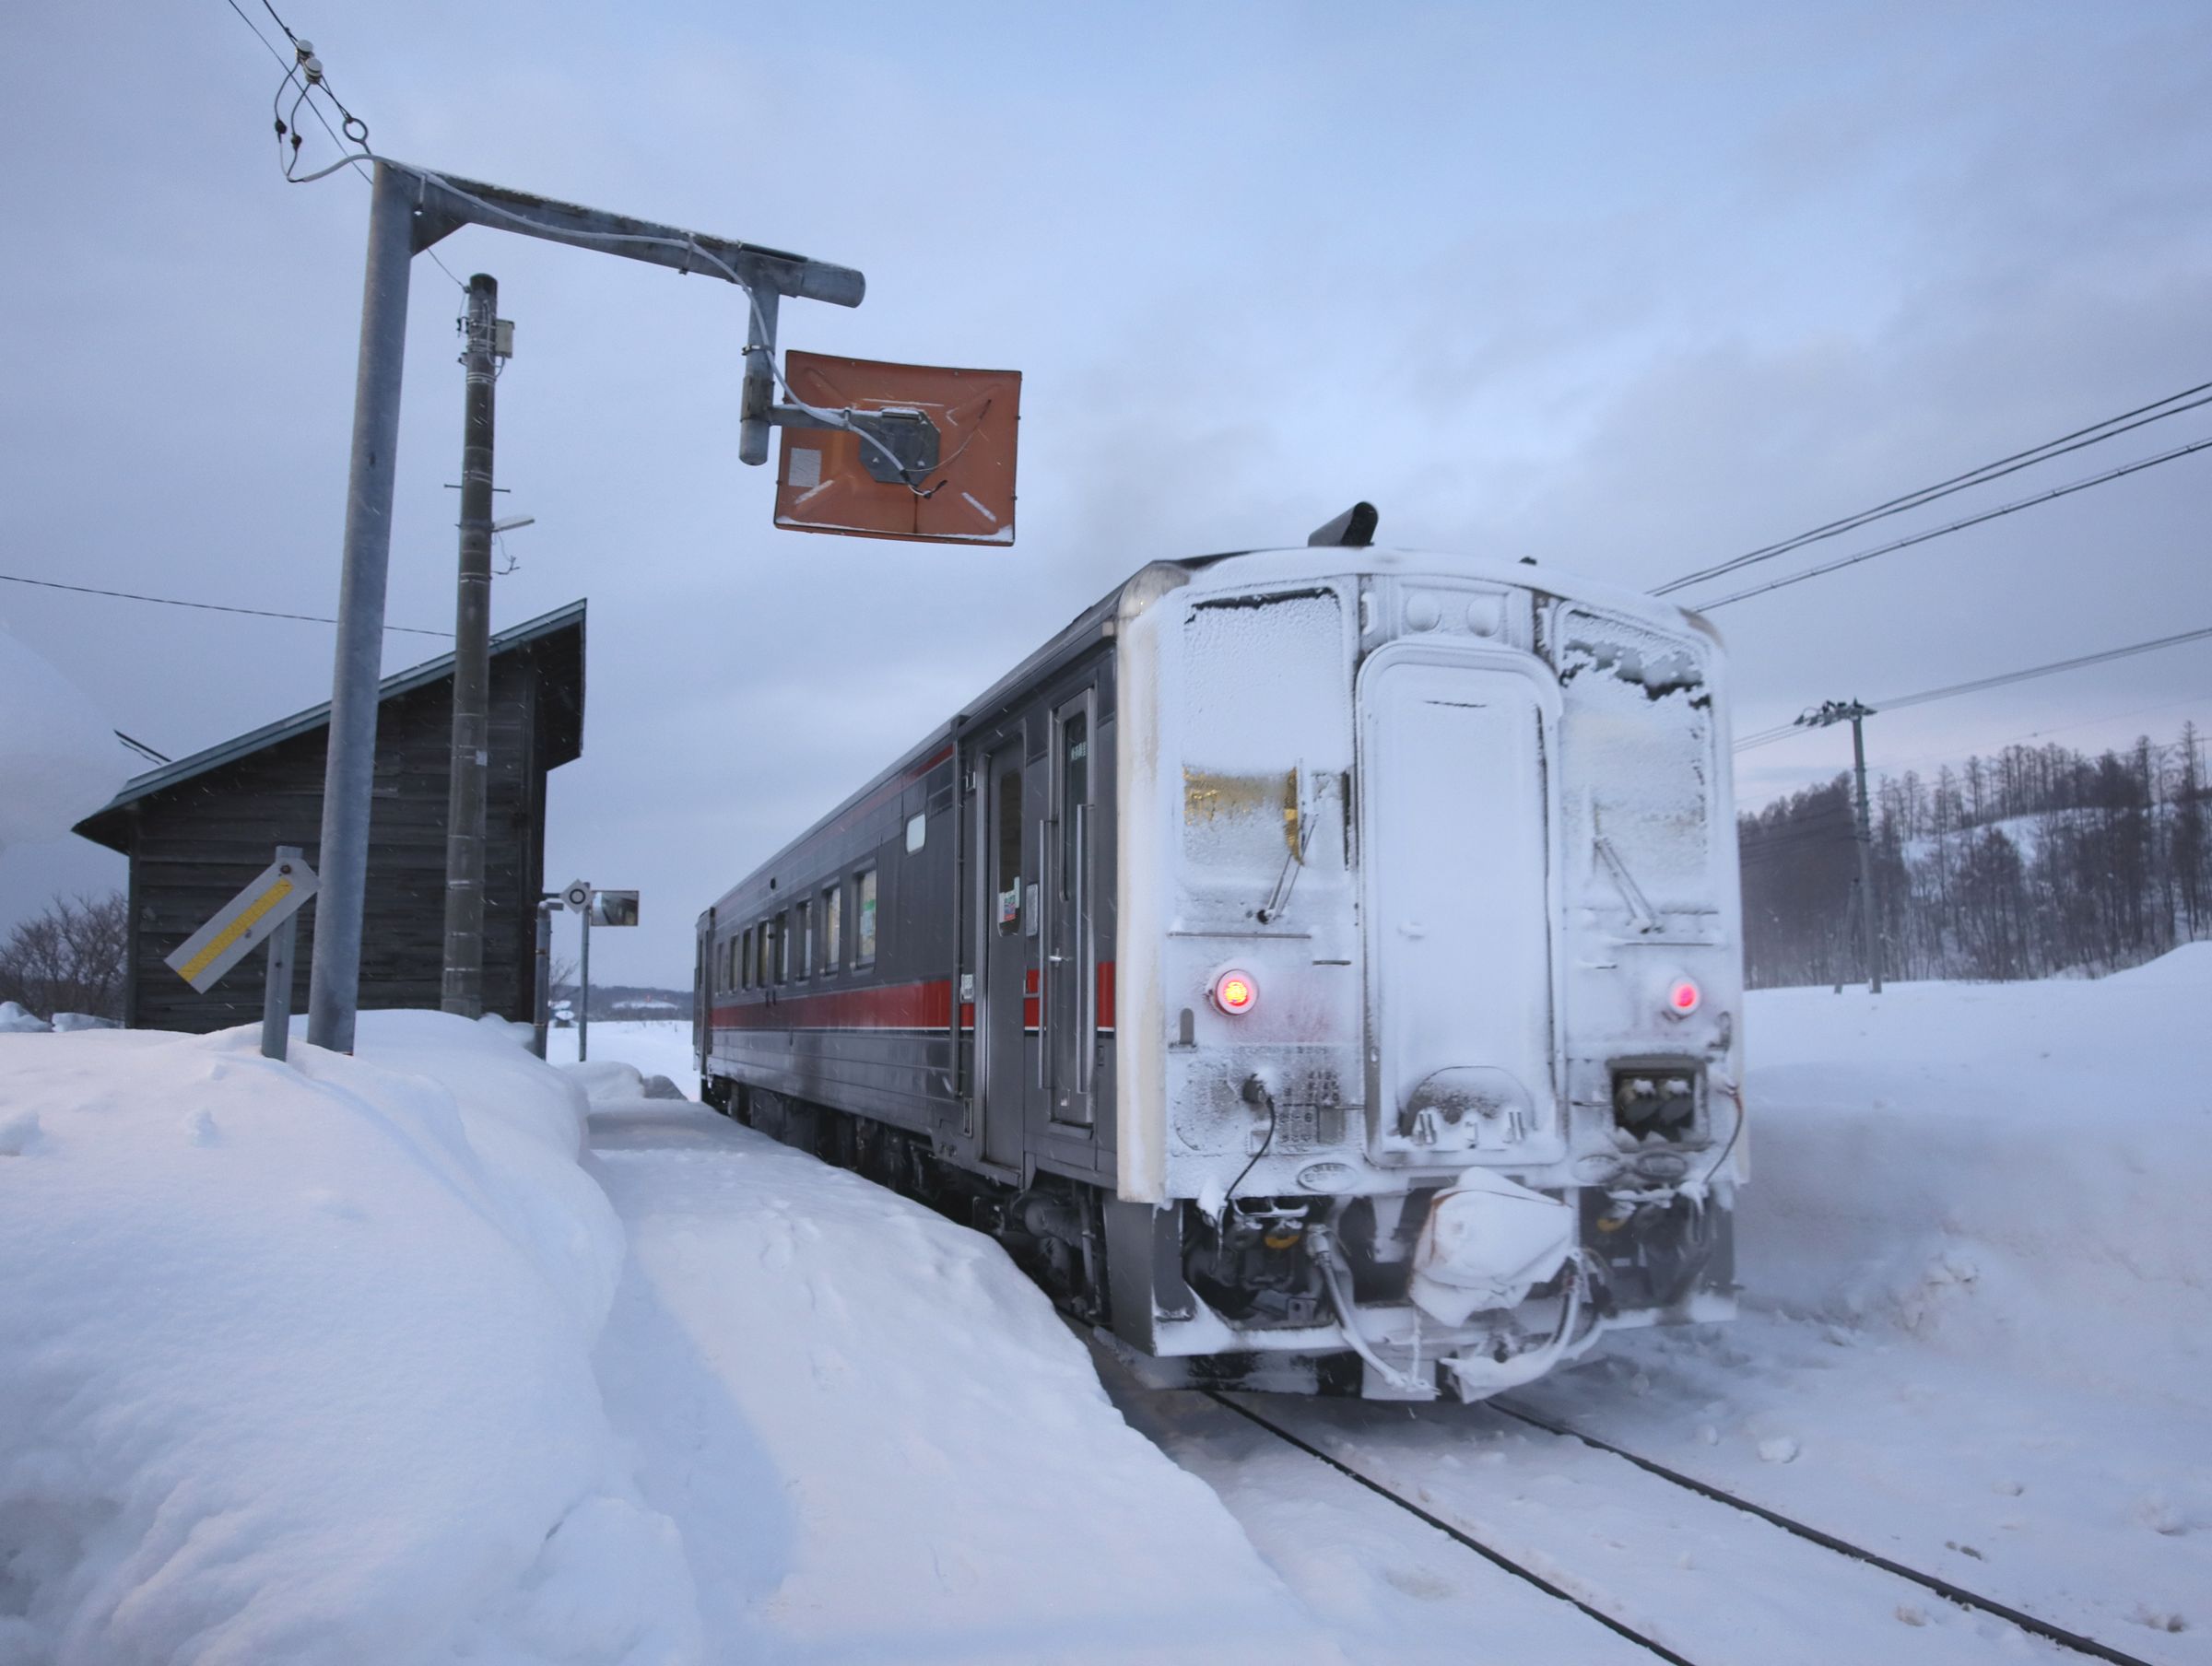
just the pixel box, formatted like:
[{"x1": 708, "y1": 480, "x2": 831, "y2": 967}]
[
  {"x1": 0, "y1": 570, "x2": 451, "y2": 637},
  {"x1": 1875, "y1": 698, "x2": 2212, "y2": 773},
  {"x1": 1735, "y1": 624, "x2": 2212, "y2": 752},
  {"x1": 1221, "y1": 1085, "x2": 1278, "y2": 1206},
  {"x1": 1655, "y1": 381, "x2": 2212, "y2": 597},
  {"x1": 214, "y1": 0, "x2": 465, "y2": 288},
  {"x1": 1693, "y1": 435, "x2": 2212, "y2": 612},
  {"x1": 1869, "y1": 624, "x2": 2212, "y2": 714}
]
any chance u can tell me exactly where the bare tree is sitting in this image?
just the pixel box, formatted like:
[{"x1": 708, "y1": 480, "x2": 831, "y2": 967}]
[
  {"x1": 1743, "y1": 722, "x2": 2212, "y2": 987},
  {"x1": 0, "y1": 892, "x2": 129, "y2": 1021}
]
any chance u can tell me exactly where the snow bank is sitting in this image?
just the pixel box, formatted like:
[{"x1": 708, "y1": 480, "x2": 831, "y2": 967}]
[
  {"x1": 1739, "y1": 943, "x2": 2212, "y2": 1413},
  {"x1": 0, "y1": 1011, "x2": 700, "y2": 1665},
  {"x1": 582, "y1": 1076, "x2": 1335, "y2": 1663},
  {"x1": 0, "y1": 626, "x2": 127, "y2": 850}
]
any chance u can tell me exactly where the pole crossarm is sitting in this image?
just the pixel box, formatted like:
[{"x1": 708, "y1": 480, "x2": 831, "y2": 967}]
[
  {"x1": 395, "y1": 165, "x2": 866, "y2": 307},
  {"x1": 1795, "y1": 698, "x2": 1877, "y2": 730}
]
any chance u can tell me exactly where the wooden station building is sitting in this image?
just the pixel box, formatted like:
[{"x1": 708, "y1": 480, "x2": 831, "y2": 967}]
[{"x1": 75, "y1": 601, "x2": 585, "y2": 1033}]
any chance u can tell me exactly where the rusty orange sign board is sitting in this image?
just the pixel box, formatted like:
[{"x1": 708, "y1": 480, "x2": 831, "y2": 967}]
[{"x1": 773, "y1": 353, "x2": 1020, "y2": 546}]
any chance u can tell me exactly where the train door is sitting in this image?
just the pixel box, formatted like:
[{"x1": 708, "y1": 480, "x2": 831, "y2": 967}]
[
  {"x1": 1046, "y1": 689, "x2": 1097, "y2": 1128},
  {"x1": 979, "y1": 742, "x2": 1031, "y2": 1170},
  {"x1": 693, "y1": 910, "x2": 712, "y2": 1071},
  {"x1": 1357, "y1": 643, "x2": 1564, "y2": 1166}
]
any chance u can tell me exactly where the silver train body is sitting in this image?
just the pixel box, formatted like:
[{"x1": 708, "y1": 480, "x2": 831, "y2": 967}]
[{"x1": 695, "y1": 546, "x2": 1745, "y2": 1400}]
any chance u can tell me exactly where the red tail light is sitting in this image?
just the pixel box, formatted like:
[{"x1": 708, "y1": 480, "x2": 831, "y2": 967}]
[
  {"x1": 1213, "y1": 970, "x2": 1257, "y2": 1015},
  {"x1": 1665, "y1": 978, "x2": 1701, "y2": 1018}
]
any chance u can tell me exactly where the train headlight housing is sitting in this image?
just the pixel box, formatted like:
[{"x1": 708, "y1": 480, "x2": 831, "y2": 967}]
[
  {"x1": 1212, "y1": 969, "x2": 1258, "y2": 1015},
  {"x1": 1664, "y1": 976, "x2": 1701, "y2": 1019}
]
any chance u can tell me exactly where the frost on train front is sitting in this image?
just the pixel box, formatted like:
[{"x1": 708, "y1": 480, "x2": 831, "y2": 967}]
[{"x1": 1130, "y1": 569, "x2": 1743, "y2": 1401}]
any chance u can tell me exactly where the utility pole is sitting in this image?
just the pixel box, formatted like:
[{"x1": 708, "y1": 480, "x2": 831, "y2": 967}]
[
  {"x1": 441, "y1": 273, "x2": 501, "y2": 1018},
  {"x1": 306, "y1": 162, "x2": 413, "y2": 1054},
  {"x1": 1799, "y1": 698, "x2": 1885, "y2": 993}
]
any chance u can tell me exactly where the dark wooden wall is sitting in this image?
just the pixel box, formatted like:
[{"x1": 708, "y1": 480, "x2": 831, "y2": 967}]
[{"x1": 123, "y1": 658, "x2": 548, "y2": 1033}]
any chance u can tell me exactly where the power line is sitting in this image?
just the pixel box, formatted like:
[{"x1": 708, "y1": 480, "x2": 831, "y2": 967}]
[
  {"x1": 1734, "y1": 623, "x2": 2212, "y2": 752},
  {"x1": 1655, "y1": 381, "x2": 2212, "y2": 596},
  {"x1": 1695, "y1": 434, "x2": 2212, "y2": 611},
  {"x1": 213, "y1": 0, "x2": 466, "y2": 289},
  {"x1": 1873, "y1": 623, "x2": 2212, "y2": 713},
  {"x1": 1877, "y1": 697, "x2": 2212, "y2": 772},
  {"x1": 0, "y1": 570, "x2": 450, "y2": 637}
]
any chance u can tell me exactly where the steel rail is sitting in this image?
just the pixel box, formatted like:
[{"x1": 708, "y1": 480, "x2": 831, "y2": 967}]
[
  {"x1": 1200, "y1": 1390, "x2": 1700, "y2": 1666},
  {"x1": 1490, "y1": 1401, "x2": 2158, "y2": 1666}
]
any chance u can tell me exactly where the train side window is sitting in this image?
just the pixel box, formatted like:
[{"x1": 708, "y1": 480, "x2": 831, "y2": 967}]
[
  {"x1": 795, "y1": 900, "x2": 812, "y2": 980},
  {"x1": 1061, "y1": 713, "x2": 1088, "y2": 901},
  {"x1": 855, "y1": 868, "x2": 877, "y2": 967},
  {"x1": 743, "y1": 927, "x2": 755, "y2": 990},
  {"x1": 823, "y1": 884, "x2": 841, "y2": 972},
  {"x1": 906, "y1": 812, "x2": 926, "y2": 852},
  {"x1": 772, "y1": 913, "x2": 789, "y2": 984},
  {"x1": 996, "y1": 767, "x2": 1024, "y2": 933}
]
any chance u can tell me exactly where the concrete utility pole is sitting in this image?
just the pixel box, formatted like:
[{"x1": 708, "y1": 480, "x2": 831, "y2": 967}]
[
  {"x1": 441, "y1": 273, "x2": 500, "y2": 1018},
  {"x1": 1799, "y1": 698, "x2": 1885, "y2": 993},
  {"x1": 302, "y1": 160, "x2": 864, "y2": 1052},
  {"x1": 307, "y1": 162, "x2": 414, "y2": 1054}
]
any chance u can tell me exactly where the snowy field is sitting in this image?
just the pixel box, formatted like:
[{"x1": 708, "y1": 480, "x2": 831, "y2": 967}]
[
  {"x1": 2, "y1": 962, "x2": 2206, "y2": 1662},
  {"x1": 541, "y1": 1019, "x2": 700, "y2": 1093}
]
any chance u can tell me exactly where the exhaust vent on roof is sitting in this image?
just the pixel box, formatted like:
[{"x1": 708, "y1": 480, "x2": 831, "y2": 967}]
[{"x1": 1308, "y1": 502, "x2": 1378, "y2": 548}]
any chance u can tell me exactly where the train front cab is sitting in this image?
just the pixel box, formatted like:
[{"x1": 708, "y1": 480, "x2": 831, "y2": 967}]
[{"x1": 1105, "y1": 552, "x2": 1745, "y2": 1401}]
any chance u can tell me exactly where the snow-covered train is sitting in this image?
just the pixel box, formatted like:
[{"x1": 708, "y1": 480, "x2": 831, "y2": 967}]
[{"x1": 694, "y1": 513, "x2": 1746, "y2": 1399}]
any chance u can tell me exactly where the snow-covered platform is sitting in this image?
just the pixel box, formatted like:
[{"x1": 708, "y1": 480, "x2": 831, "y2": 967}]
[{"x1": 582, "y1": 1084, "x2": 1333, "y2": 1664}]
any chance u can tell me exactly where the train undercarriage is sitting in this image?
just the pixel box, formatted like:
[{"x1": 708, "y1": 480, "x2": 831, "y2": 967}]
[{"x1": 704, "y1": 1078, "x2": 1733, "y2": 1401}]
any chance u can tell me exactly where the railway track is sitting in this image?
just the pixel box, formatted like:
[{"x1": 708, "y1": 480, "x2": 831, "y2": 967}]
[{"x1": 1203, "y1": 1390, "x2": 2160, "y2": 1666}]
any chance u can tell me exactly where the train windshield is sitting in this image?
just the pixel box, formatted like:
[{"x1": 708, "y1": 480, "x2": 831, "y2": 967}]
[{"x1": 1555, "y1": 608, "x2": 1717, "y2": 912}]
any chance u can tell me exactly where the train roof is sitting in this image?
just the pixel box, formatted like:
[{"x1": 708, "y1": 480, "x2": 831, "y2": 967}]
[{"x1": 700, "y1": 546, "x2": 1712, "y2": 924}]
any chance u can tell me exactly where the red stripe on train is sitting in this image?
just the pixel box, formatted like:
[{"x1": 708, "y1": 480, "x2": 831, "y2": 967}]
[
  {"x1": 712, "y1": 978, "x2": 952, "y2": 1032},
  {"x1": 711, "y1": 961, "x2": 1115, "y2": 1034}
]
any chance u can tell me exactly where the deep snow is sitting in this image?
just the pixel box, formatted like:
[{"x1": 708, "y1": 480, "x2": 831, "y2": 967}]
[
  {"x1": 0, "y1": 1013, "x2": 698, "y2": 1665},
  {"x1": 4, "y1": 956, "x2": 2206, "y2": 1663}
]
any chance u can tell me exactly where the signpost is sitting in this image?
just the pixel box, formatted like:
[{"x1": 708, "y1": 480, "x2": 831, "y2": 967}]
[
  {"x1": 560, "y1": 880, "x2": 638, "y2": 1062},
  {"x1": 166, "y1": 847, "x2": 319, "y2": 1061}
]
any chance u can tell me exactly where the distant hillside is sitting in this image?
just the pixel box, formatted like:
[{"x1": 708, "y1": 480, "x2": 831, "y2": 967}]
[
  {"x1": 552, "y1": 981, "x2": 690, "y2": 1022},
  {"x1": 1742, "y1": 722, "x2": 2209, "y2": 987}
]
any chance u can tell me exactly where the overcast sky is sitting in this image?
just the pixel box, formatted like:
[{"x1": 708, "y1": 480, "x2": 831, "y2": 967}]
[{"x1": 3, "y1": 1, "x2": 2208, "y2": 986}]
